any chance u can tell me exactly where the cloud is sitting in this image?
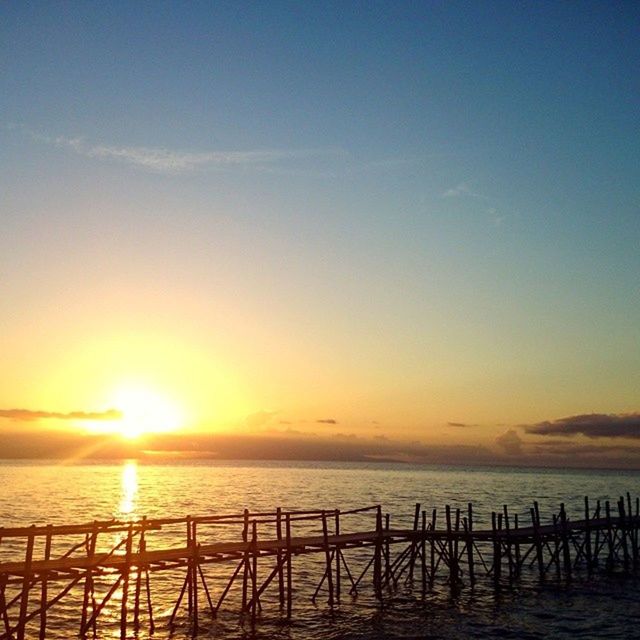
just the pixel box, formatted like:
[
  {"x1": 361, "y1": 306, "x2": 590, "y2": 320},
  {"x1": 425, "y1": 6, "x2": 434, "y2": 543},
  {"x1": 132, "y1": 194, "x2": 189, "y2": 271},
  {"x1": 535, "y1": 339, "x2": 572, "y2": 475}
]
[
  {"x1": 12, "y1": 125, "x2": 346, "y2": 174},
  {"x1": 495, "y1": 429, "x2": 523, "y2": 455},
  {"x1": 524, "y1": 413, "x2": 640, "y2": 439},
  {"x1": 442, "y1": 182, "x2": 488, "y2": 199},
  {"x1": 261, "y1": 425, "x2": 312, "y2": 437},
  {"x1": 532, "y1": 441, "x2": 640, "y2": 456},
  {"x1": 316, "y1": 418, "x2": 337, "y2": 424},
  {"x1": 0, "y1": 408, "x2": 122, "y2": 421},
  {"x1": 245, "y1": 410, "x2": 278, "y2": 429},
  {"x1": 447, "y1": 421, "x2": 476, "y2": 428}
]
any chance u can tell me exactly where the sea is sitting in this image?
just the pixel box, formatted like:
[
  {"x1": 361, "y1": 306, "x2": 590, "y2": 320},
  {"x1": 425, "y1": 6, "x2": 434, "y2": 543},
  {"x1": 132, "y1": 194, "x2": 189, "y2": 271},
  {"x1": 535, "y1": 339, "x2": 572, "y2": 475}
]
[{"x1": 1, "y1": 459, "x2": 639, "y2": 639}]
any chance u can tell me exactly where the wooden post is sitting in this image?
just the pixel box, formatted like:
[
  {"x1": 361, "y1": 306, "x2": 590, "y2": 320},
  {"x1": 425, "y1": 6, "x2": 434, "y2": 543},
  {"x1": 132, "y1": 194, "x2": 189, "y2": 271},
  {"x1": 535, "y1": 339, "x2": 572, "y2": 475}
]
[
  {"x1": 134, "y1": 523, "x2": 143, "y2": 632},
  {"x1": 276, "y1": 507, "x2": 285, "y2": 609},
  {"x1": 513, "y1": 512, "x2": 521, "y2": 577},
  {"x1": 373, "y1": 506, "x2": 383, "y2": 600},
  {"x1": 636, "y1": 496, "x2": 640, "y2": 569},
  {"x1": 534, "y1": 499, "x2": 542, "y2": 568},
  {"x1": 531, "y1": 504, "x2": 544, "y2": 580},
  {"x1": 551, "y1": 514, "x2": 561, "y2": 579},
  {"x1": 241, "y1": 509, "x2": 249, "y2": 615},
  {"x1": 491, "y1": 512, "x2": 501, "y2": 588},
  {"x1": 618, "y1": 498, "x2": 630, "y2": 574},
  {"x1": 120, "y1": 524, "x2": 133, "y2": 640},
  {"x1": 605, "y1": 500, "x2": 614, "y2": 572},
  {"x1": 384, "y1": 512, "x2": 391, "y2": 588},
  {"x1": 335, "y1": 510, "x2": 341, "y2": 602},
  {"x1": 145, "y1": 564, "x2": 155, "y2": 635},
  {"x1": 627, "y1": 493, "x2": 638, "y2": 571},
  {"x1": 454, "y1": 508, "x2": 461, "y2": 586},
  {"x1": 593, "y1": 499, "x2": 602, "y2": 567},
  {"x1": 503, "y1": 505, "x2": 513, "y2": 583},
  {"x1": 1, "y1": 573, "x2": 11, "y2": 638},
  {"x1": 39, "y1": 525, "x2": 52, "y2": 640},
  {"x1": 429, "y1": 508, "x2": 437, "y2": 588},
  {"x1": 559, "y1": 504, "x2": 571, "y2": 581},
  {"x1": 192, "y1": 520, "x2": 199, "y2": 633},
  {"x1": 321, "y1": 511, "x2": 334, "y2": 608},
  {"x1": 412, "y1": 511, "x2": 427, "y2": 598},
  {"x1": 632, "y1": 494, "x2": 639, "y2": 571},
  {"x1": 285, "y1": 513, "x2": 292, "y2": 618},
  {"x1": 17, "y1": 527, "x2": 35, "y2": 640},
  {"x1": 445, "y1": 505, "x2": 455, "y2": 587},
  {"x1": 584, "y1": 496, "x2": 593, "y2": 574},
  {"x1": 466, "y1": 503, "x2": 475, "y2": 586},
  {"x1": 251, "y1": 520, "x2": 258, "y2": 625},
  {"x1": 186, "y1": 516, "x2": 193, "y2": 619},
  {"x1": 80, "y1": 524, "x2": 97, "y2": 639},
  {"x1": 409, "y1": 503, "x2": 420, "y2": 581}
]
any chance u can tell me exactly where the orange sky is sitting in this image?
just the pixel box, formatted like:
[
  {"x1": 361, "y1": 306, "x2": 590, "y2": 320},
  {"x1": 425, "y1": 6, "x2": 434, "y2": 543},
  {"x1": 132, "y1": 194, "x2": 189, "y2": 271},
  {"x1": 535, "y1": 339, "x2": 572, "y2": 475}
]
[{"x1": 2, "y1": 3, "x2": 639, "y2": 468}]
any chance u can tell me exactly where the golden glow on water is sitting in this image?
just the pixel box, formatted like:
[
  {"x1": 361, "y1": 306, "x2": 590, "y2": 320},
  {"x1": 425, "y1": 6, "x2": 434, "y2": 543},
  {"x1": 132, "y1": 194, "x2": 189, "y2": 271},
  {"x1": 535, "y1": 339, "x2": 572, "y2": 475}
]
[{"x1": 119, "y1": 460, "x2": 138, "y2": 517}]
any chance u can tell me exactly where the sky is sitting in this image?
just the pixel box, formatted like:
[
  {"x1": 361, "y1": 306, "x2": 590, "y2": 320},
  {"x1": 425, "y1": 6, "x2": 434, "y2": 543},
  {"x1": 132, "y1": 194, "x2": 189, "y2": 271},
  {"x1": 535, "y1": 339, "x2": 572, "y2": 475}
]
[{"x1": 1, "y1": 1, "x2": 639, "y2": 467}]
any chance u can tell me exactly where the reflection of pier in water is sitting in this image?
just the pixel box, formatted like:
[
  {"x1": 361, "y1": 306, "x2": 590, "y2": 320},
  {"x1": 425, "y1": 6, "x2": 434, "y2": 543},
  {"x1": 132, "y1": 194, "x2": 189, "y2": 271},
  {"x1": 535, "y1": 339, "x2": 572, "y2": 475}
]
[{"x1": 1, "y1": 494, "x2": 639, "y2": 638}]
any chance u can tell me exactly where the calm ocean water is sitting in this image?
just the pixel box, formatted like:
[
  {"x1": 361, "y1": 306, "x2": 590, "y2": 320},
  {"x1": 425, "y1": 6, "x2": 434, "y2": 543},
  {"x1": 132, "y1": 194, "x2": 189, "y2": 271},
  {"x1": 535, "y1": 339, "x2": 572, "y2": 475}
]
[{"x1": 1, "y1": 459, "x2": 639, "y2": 639}]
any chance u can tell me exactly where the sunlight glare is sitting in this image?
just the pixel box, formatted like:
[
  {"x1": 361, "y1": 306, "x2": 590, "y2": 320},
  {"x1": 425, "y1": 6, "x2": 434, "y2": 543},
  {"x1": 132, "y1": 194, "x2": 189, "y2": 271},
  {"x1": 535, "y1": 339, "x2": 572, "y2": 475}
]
[{"x1": 113, "y1": 385, "x2": 185, "y2": 439}]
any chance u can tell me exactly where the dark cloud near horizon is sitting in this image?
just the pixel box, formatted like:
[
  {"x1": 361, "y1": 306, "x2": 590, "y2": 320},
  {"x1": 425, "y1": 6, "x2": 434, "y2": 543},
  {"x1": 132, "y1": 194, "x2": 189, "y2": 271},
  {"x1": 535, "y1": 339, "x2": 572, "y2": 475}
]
[
  {"x1": 316, "y1": 418, "x2": 337, "y2": 424},
  {"x1": 0, "y1": 430, "x2": 494, "y2": 465},
  {"x1": 495, "y1": 429, "x2": 523, "y2": 455},
  {"x1": 2, "y1": 429, "x2": 640, "y2": 469},
  {"x1": 0, "y1": 408, "x2": 122, "y2": 421},
  {"x1": 524, "y1": 413, "x2": 640, "y2": 439},
  {"x1": 533, "y1": 440, "x2": 640, "y2": 456},
  {"x1": 447, "y1": 422, "x2": 477, "y2": 428}
]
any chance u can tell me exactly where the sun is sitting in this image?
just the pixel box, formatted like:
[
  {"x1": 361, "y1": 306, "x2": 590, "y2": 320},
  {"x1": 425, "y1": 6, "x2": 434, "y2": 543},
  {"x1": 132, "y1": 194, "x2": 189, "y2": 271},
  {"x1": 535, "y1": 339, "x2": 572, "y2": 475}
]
[{"x1": 111, "y1": 386, "x2": 185, "y2": 439}]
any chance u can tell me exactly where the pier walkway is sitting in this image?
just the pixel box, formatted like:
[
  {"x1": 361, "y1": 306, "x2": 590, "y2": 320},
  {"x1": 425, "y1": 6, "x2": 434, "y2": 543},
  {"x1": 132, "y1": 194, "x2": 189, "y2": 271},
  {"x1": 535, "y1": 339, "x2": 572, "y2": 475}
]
[{"x1": 1, "y1": 495, "x2": 638, "y2": 638}]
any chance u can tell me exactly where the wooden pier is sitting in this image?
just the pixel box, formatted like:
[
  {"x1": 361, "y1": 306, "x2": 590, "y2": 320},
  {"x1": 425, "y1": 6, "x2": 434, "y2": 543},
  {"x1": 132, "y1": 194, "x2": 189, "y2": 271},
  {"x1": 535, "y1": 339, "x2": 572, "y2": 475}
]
[{"x1": 0, "y1": 494, "x2": 639, "y2": 638}]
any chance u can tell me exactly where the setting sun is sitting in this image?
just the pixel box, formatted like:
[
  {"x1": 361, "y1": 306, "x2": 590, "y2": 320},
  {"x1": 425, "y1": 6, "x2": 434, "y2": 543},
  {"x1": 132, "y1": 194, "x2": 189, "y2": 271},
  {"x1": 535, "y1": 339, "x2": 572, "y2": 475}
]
[{"x1": 110, "y1": 386, "x2": 185, "y2": 439}]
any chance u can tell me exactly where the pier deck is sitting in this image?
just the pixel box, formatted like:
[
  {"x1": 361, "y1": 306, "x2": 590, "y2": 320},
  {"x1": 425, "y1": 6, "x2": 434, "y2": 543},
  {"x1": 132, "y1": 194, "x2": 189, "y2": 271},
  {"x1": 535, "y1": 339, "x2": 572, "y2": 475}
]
[{"x1": 1, "y1": 495, "x2": 638, "y2": 639}]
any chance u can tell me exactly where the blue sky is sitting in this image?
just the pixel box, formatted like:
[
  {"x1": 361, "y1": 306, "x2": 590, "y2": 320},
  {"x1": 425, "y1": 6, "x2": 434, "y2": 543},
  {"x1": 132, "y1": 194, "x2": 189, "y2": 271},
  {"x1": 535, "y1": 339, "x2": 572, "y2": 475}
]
[{"x1": 1, "y1": 1, "x2": 639, "y2": 464}]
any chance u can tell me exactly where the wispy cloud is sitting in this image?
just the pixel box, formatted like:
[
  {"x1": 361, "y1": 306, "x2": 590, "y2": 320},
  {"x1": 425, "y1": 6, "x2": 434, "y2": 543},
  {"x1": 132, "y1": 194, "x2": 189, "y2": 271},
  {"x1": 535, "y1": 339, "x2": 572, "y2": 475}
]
[
  {"x1": 524, "y1": 413, "x2": 640, "y2": 439},
  {"x1": 245, "y1": 410, "x2": 278, "y2": 429},
  {"x1": 10, "y1": 125, "x2": 347, "y2": 174},
  {"x1": 0, "y1": 408, "x2": 122, "y2": 421},
  {"x1": 316, "y1": 418, "x2": 338, "y2": 425},
  {"x1": 442, "y1": 182, "x2": 489, "y2": 199},
  {"x1": 487, "y1": 207, "x2": 507, "y2": 226}
]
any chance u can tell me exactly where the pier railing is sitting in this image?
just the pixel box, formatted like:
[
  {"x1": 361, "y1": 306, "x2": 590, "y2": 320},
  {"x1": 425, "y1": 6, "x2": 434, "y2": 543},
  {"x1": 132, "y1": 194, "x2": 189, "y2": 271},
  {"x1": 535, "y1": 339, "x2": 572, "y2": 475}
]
[{"x1": 0, "y1": 495, "x2": 638, "y2": 638}]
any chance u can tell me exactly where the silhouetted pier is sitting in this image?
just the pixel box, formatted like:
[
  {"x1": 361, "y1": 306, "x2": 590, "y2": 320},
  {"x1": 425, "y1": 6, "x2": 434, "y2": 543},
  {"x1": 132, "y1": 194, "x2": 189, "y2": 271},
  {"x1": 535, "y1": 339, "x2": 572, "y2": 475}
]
[{"x1": 1, "y1": 494, "x2": 639, "y2": 638}]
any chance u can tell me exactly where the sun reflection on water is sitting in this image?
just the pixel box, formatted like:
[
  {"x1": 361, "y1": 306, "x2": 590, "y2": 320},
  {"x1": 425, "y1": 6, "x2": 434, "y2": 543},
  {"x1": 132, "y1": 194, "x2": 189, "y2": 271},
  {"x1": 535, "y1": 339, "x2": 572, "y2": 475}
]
[{"x1": 119, "y1": 460, "x2": 138, "y2": 518}]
